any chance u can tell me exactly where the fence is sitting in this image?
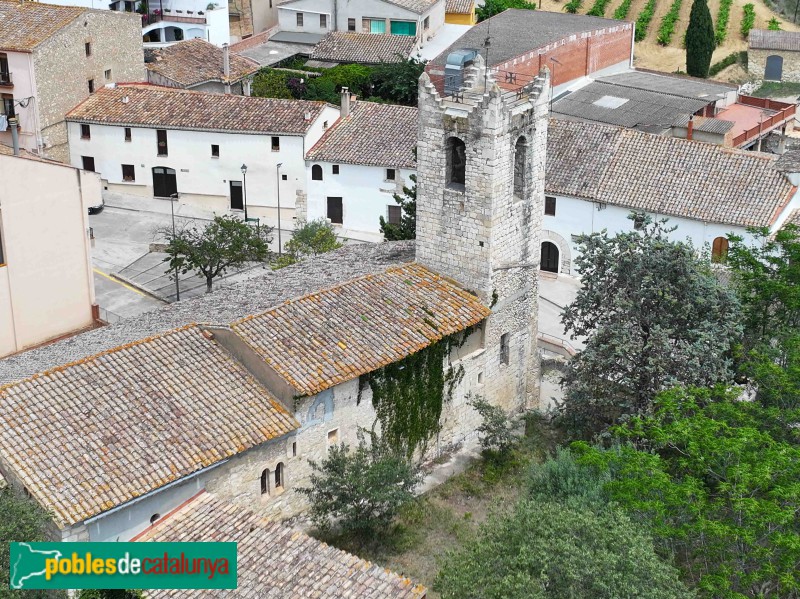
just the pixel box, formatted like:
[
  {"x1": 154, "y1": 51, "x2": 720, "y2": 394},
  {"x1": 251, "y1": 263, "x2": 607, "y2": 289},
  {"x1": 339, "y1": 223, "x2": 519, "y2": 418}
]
[{"x1": 732, "y1": 95, "x2": 796, "y2": 147}]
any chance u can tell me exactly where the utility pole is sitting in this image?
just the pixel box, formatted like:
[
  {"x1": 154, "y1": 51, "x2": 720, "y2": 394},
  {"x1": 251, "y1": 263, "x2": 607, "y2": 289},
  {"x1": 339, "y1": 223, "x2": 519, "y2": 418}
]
[
  {"x1": 169, "y1": 192, "x2": 180, "y2": 302},
  {"x1": 276, "y1": 163, "x2": 283, "y2": 256}
]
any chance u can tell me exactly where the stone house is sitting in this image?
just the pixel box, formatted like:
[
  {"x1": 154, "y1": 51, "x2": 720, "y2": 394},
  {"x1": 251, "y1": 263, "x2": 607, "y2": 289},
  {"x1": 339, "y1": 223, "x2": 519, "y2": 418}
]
[
  {"x1": 748, "y1": 29, "x2": 800, "y2": 82},
  {"x1": 0, "y1": 60, "x2": 549, "y2": 546},
  {"x1": 0, "y1": 0, "x2": 144, "y2": 162},
  {"x1": 66, "y1": 85, "x2": 340, "y2": 226}
]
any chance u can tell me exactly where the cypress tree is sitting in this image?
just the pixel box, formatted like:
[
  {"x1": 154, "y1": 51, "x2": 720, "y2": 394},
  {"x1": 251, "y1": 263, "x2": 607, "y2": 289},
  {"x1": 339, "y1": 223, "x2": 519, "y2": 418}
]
[{"x1": 685, "y1": 0, "x2": 715, "y2": 77}]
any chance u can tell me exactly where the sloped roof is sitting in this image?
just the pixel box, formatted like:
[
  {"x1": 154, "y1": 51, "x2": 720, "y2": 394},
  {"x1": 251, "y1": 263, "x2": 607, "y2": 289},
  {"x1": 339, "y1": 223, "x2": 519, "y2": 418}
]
[
  {"x1": 749, "y1": 29, "x2": 800, "y2": 51},
  {"x1": 547, "y1": 119, "x2": 795, "y2": 227},
  {"x1": 280, "y1": 0, "x2": 437, "y2": 13},
  {"x1": 137, "y1": 493, "x2": 427, "y2": 599},
  {"x1": 0, "y1": 325, "x2": 298, "y2": 526},
  {"x1": 145, "y1": 39, "x2": 259, "y2": 87},
  {"x1": 0, "y1": 0, "x2": 83, "y2": 52},
  {"x1": 306, "y1": 101, "x2": 417, "y2": 168},
  {"x1": 231, "y1": 263, "x2": 490, "y2": 396},
  {"x1": 446, "y1": 0, "x2": 474, "y2": 13},
  {"x1": 67, "y1": 85, "x2": 330, "y2": 135},
  {"x1": 310, "y1": 32, "x2": 415, "y2": 64}
]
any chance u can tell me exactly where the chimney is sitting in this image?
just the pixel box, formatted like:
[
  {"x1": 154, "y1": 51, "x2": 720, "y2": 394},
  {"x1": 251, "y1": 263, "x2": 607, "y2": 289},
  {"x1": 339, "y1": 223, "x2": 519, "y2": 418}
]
[
  {"x1": 222, "y1": 43, "x2": 231, "y2": 95},
  {"x1": 340, "y1": 86, "x2": 350, "y2": 118},
  {"x1": 9, "y1": 117, "x2": 19, "y2": 156},
  {"x1": 304, "y1": 110, "x2": 311, "y2": 121},
  {"x1": 687, "y1": 115, "x2": 694, "y2": 141}
]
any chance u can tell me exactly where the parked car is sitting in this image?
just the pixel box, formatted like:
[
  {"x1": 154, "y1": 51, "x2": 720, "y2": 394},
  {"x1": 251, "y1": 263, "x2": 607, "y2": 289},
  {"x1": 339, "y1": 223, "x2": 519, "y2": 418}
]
[{"x1": 88, "y1": 197, "x2": 105, "y2": 214}]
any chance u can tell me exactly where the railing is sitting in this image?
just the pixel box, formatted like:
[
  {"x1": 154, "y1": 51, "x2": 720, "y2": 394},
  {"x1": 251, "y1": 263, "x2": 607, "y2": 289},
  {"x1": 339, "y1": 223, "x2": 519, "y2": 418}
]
[
  {"x1": 143, "y1": 12, "x2": 206, "y2": 25},
  {"x1": 732, "y1": 95, "x2": 796, "y2": 147},
  {"x1": 0, "y1": 71, "x2": 11, "y2": 86},
  {"x1": 537, "y1": 332, "x2": 577, "y2": 357}
]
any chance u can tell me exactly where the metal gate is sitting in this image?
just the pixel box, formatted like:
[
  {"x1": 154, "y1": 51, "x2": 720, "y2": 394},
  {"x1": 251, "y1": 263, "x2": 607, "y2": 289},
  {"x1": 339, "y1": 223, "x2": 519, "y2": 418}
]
[{"x1": 765, "y1": 55, "x2": 783, "y2": 81}]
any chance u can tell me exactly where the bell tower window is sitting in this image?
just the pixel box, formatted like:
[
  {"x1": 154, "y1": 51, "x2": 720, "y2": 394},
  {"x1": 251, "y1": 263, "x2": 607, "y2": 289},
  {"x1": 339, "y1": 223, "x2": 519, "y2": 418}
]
[
  {"x1": 446, "y1": 137, "x2": 466, "y2": 189},
  {"x1": 514, "y1": 136, "x2": 526, "y2": 200}
]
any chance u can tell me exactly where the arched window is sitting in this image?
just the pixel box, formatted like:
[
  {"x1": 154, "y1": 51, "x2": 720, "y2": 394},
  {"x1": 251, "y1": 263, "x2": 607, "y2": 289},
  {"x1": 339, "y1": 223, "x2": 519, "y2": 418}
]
[
  {"x1": 311, "y1": 164, "x2": 323, "y2": 180},
  {"x1": 274, "y1": 463, "x2": 284, "y2": 490},
  {"x1": 260, "y1": 468, "x2": 270, "y2": 496},
  {"x1": 446, "y1": 137, "x2": 466, "y2": 188},
  {"x1": 513, "y1": 136, "x2": 526, "y2": 199},
  {"x1": 540, "y1": 241, "x2": 559, "y2": 273},
  {"x1": 150, "y1": 513, "x2": 160, "y2": 524},
  {"x1": 712, "y1": 237, "x2": 729, "y2": 263}
]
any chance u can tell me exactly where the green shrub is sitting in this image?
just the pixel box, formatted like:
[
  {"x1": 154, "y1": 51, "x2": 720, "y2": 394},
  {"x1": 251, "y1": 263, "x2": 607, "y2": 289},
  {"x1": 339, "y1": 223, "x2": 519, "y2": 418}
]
[
  {"x1": 613, "y1": 0, "x2": 633, "y2": 19},
  {"x1": 564, "y1": 0, "x2": 582, "y2": 14},
  {"x1": 586, "y1": 0, "x2": 612, "y2": 17},
  {"x1": 527, "y1": 448, "x2": 611, "y2": 506},
  {"x1": 769, "y1": 16, "x2": 781, "y2": 30},
  {"x1": 740, "y1": 3, "x2": 755, "y2": 38},
  {"x1": 657, "y1": 0, "x2": 683, "y2": 45},
  {"x1": 634, "y1": 0, "x2": 658, "y2": 41},
  {"x1": 714, "y1": 0, "x2": 733, "y2": 45},
  {"x1": 708, "y1": 51, "x2": 742, "y2": 76},
  {"x1": 468, "y1": 395, "x2": 515, "y2": 457},
  {"x1": 251, "y1": 68, "x2": 292, "y2": 99}
]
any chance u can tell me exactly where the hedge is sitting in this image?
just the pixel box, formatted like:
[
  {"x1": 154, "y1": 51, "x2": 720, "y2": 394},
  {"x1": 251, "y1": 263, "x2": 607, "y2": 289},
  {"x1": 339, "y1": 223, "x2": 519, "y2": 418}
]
[
  {"x1": 708, "y1": 50, "x2": 746, "y2": 76},
  {"x1": 564, "y1": 0, "x2": 582, "y2": 13},
  {"x1": 587, "y1": 0, "x2": 612, "y2": 16},
  {"x1": 740, "y1": 3, "x2": 755, "y2": 38},
  {"x1": 714, "y1": 0, "x2": 733, "y2": 45},
  {"x1": 657, "y1": 0, "x2": 683, "y2": 45},
  {"x1": 634, "y1": 0, "x2": 658, "y2": 41},
  {"x1": 613, "y1": 0, "x2": 633, "y2": 19}
]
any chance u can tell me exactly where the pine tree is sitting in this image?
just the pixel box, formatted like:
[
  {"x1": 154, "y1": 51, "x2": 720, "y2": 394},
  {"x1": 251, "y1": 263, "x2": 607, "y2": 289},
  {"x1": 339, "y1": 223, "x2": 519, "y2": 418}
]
[{"x1": 685, "y1": 0, "x2": 715, "y2": 77}]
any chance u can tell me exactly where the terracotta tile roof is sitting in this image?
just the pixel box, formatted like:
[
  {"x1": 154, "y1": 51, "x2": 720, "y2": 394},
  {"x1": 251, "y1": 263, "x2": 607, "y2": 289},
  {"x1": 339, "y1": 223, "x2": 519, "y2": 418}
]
[
  {"x1": 783, "y1": 208, "x2": 800, "y2": 228},
  {"x1": 446, "y1": 0, "x2": 474, "y2": 14},
  {"x1": 66, "y1": 85, "x2": 330, "y2": 135},
  {"x1": 0, "y1": 0, "x2": 83, "y2": 52},
  {"x1": 382, "y1": 0, "x2": 439, "y2": 14},
  {"x1": 138, "y1": 493, "x2": 427, "y2": 599},
  {"x1": 547, "y1": 119, "x2": 795, "y2": 227},
  {"x1": 0, "y1": 325, "x2": 298, "y2": 526},
  {"x1": 310, "y1": 32, "x2": 415, "y2": 64},
  {"x1": 749, "y1": 29, "x2": 800, "y2": 51},
  {"x1": 306, "y1": 102, "x2": 417, "y2": 168},
  {"x1": 0, "y1": 143, "x2": 48, "y2": 161},
  {"x1": 145, "y1": 39, "x2": 259, "y2": 88},
  {"x1": 231, "y1": 263, "x2": 490, "y2": 397}
]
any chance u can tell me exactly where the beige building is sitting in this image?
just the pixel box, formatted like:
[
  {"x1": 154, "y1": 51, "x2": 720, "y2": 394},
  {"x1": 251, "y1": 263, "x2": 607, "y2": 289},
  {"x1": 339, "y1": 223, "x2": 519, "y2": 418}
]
[
  {"x1": 0, "y1": 152, "x2": 98, "y2": 358},
  {"x1": 748, "y1": 29, "x2": 800, "y2": 82},
  {"x1": 0, "y1": 0, "x2": 145, "y2": 162}
]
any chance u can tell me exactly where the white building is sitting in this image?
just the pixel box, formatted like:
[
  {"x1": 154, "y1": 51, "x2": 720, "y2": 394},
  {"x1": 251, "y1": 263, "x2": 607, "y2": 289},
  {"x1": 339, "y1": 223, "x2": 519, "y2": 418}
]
[
  {"x1": 66, "y1": 85, "x2": 339, "y2": 227},
  {"x1": 0, "y1": 150, "x2": 99, "y2": 358},
  {"x1": 139, "y1": 0, "x2": 231, "y2": 48},
  {"x1": 305, "y1": 94, "x2": 417, "y2": 242}
]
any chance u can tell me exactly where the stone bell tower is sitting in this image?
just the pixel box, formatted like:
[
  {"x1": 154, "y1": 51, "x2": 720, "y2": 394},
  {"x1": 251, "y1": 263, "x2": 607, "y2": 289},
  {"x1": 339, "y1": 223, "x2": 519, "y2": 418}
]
[{"x1": 415, "y1": 54, "x2": 549, "y2": 410}]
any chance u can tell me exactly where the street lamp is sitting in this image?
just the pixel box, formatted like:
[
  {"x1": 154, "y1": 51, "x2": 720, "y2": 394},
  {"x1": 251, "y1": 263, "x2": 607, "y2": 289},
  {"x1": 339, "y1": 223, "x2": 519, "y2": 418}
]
[
  {"x1": 169, "y1": 192, "x2": 180, "y2": 302},
  {"x1": 240, "y1": 163, "x2": 248, "y2": 221},
  {"x1": 276, "y1": 163, "x2": 283, "y2": 256}
]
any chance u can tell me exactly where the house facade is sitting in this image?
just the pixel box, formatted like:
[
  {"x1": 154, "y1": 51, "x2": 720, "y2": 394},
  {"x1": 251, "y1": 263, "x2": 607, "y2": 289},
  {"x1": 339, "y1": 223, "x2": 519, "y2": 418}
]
[
  {"x1": 0, "y1": 0, "x2": 144, "y2": 162},
  {"x1": 748, "y1": 29, "x2": 800, "y2": 81},
  {"x1": 66, "y1": 85, "x2": 339, "y2": 226},
  {"x1": 0, "y1": 153, "x2": 99, "y2": 358}
]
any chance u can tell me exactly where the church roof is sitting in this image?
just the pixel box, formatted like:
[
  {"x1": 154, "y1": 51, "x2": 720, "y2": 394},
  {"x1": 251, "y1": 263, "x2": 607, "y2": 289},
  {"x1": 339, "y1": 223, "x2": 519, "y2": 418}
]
[
  {"x1": 137, "y1": 492, "x2": 427, "y2": 598},
  {"x1": 0, "y1": 325, "x2": 298, "y2": 527}
]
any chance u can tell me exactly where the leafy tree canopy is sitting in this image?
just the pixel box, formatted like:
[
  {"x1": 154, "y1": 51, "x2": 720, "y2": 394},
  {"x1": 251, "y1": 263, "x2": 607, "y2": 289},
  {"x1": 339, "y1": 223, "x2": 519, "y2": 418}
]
[
  {"x1": 476, "y1": 0, "x2": 536, "y2": 22},
  {"x1": 273, "y1": 218, "x2": 342, "y2": 269},
  {"x1": 557, "y1": 214, "x2": 741, "y2": 436},
  {"x1": 370, "y1": 57, "x2": 427, "y2": 106},
  {"x1": 163, "y1": 215, "x2": 272, "y2": 293},
  {"x1": 379, "y1": 174, "x2": 417, "y2": 241},
  {"x1": 685, "y1": 0, "x2": 715, "y2": 77}
]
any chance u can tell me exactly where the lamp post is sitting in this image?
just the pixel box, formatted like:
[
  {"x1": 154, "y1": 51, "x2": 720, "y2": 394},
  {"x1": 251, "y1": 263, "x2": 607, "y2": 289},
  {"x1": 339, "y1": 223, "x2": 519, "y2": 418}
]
[
  {"x1": 169, "y1": 192, "x2": 180, "y2": 302},
  {"x1": 240, "y1": 163, "x2": 248, "y2": 221},
  {"x1": 276, "y1": 163, "x2": 283, "y2": 256}
]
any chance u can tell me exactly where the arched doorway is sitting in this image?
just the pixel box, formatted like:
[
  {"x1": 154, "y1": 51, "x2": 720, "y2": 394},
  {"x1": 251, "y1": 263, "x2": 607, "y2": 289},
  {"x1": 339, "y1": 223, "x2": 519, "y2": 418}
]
[
  {"x1": 152, "y1": 167, "x2": 177, "y2": 198},
  {"x1": 711, "y1": 236, "x2": 729, "y2": 263},
  {"x1": 540, "y1": 241, "x2": 559, "y2": 273},
  {"x1": 765, "y1": 55, "x2": 783, "y2": 81}
]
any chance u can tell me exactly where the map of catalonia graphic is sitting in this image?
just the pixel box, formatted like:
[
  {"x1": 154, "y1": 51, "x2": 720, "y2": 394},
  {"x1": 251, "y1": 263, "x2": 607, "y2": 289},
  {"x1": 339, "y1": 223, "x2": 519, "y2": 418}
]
[{"x1": 10, "y1": 543, "x2": 63, "y2": 589}]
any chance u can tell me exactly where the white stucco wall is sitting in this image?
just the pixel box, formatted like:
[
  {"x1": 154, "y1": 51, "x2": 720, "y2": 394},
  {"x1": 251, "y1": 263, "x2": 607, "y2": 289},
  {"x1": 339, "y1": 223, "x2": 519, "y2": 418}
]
[
  {"x1": 0, "y1": 155, "x2": 97, "y2": 357},
  {"x1": 305, "y1": 161, "x2": 414, "y2": 242},
  {"x1": 0, "y1": 52, "x2": 39, "y2": 154}
]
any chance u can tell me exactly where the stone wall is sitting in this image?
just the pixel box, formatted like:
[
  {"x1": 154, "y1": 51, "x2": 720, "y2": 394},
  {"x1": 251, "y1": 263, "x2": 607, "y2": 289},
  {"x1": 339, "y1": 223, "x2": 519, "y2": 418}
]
[
  {"x1": 748, "y1": 47, "x2": 800, "y2": 81},
  {"x1": 33, "y1": 10, "x2": 144, "y2": 162}
]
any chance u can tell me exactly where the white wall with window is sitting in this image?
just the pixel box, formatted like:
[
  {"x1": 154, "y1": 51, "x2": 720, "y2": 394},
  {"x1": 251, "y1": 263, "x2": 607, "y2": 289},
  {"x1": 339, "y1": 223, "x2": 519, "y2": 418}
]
[{"x1": 305, "y1": 160, "x2": 414, "y2": 243}]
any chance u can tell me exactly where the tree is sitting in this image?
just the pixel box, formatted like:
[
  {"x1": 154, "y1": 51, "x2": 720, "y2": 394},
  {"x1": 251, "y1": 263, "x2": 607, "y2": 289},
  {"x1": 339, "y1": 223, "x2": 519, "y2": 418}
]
[
  {"x1": 574, "y1": 386, "x2": 800, "y2": 598},
  {"x1": 476, "y1": 0, "x2": 536, "y2": 22},
  {"x1": 371, "y1": 58, "x2": 427, "y2": 106},
  {"x1": 251, "y1": 68, "x2": 292, "y2": 99},
  {"x1": 685, "y1": 0, "x2": 715, "y2": 77},
  {"x1": 272, "y1": 218, "x2": 342, "y2": 269},
  {"x1": 163, "y1": 215, "x2": 272, "y2": 293},
  {"x1": 558, "y1": 214, "x2": 741, "y2": 436},
  {"x1": 379, "y1": 174, "x2": 416, "y2": 240},
  {"x1": 434, "y1": 499, "x2": 692, "y2": 599},
  {"x1": 468, "y1": 394, "x2": 515, "y2": 458},
  {"x1": 298, "y1": 431, "x2": 421, "y2": 539}
]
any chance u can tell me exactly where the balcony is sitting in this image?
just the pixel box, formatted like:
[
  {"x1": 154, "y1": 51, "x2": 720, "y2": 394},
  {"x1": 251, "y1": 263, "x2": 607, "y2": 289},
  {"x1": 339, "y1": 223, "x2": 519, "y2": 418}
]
[
  {"x1": 0, "y1": 71, "x2": 11, "y2": 87},
  {"x1": 142, "y1": 11, "x2": 206, "y2": 25}
]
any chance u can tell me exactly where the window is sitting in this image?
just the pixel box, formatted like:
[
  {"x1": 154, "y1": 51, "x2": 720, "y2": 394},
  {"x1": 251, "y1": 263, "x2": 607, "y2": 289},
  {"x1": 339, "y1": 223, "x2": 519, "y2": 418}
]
[
  {"x1": 0, "y1": 224, "x2": 5, "y2": 266},
  {"x1": 82, "y1": 156, "x2": 95, "y2": 172},
  {"x1": 122, "y1": 164, "x2": 135, "y2": 181},
  {"x1": 323, "y1": 120, "x2": 328, "y2": 129},
  {"x1": 88, "y1": 79, "x2": 95, "y2": 93},
  {"x1": 633, "y1": 213, "x2": 645, "y2": 230},
  {"x1": 388, "y1": 205, "x2": 401, "y2": 225},
  {"x1": 545, "y1": 196, "x2": 556, "y2": 216},
  {"x1": 500, "y1": 333, "x2": 509, "y2": 365},
  {"x1": 477, "y1": 371, "x2": 483, "y2": 384},
  {"x1": 149, "y1": 513, "x2": 160, "y2": 524},
  {"x1": 296, "y1": 12, "x2": 303, "y2": 26},
  {"x1": 157, "y1": 129, "x2": 168, "y2": 156},
  {"x1": 81, "y1": 124, "x2": 91, "y2": 139},
  {"x1": 327, "y1": 428, "x2": 339, "y2": 447},
  {"x1": 0, "y1": 53, "x2": 9, "y2": 85},
  {"x1": 424, "y1": 16, "x2": 429, "y2": 29},
  {"x1": 292, "y1": 441, "x2": 297, "y2": 457},
  {"x1": 211, "y1": 144, "x2": 219, "y2": 157},
  {"x1": 363, "y1": 18, "x2": 386, "y2": 33},
  {"x1": 311, "y1": 164, "x2": 323, "y2": 180},
  {"x1": 386, "y1": 168, "x2": 396, "y2": 181},
  {"x1": 514, "y1": 136, "x2": 526, "y2": 199},
  {"x1": 390, "y1": 20, "x2": 417, "y2": 35},
  {"x1": 327, "y1": 197, "x2": 343, "y2": 224},
  {"x1": 1, "y1": 94, "x2": 13, "y2": 118},
  {"x1": 271, "y1": 136, "x2": 280, "y2": 151},
  {"x1": 274, "y1": 463, "x2": 284, "y2": 490},
  {"x1": 124, "y1": 127, "x2": 131, "y2": 141},
  {"x1": 332, "y1": 164, "x2": 339, "y2": 174},
  {"x1": 260, "y1": 468, "x2": 270, "y2": 495},
  {"x1": 85, "y1": 42, "x2": 92, "y2": 56},
  {"x1": 104, "y1": 69, "x2": 112, "y2": 81},
  {"x1": 446, "y1": 137, "x2": 466, "y2": 188},
  {"x1": 320, "y1": 13, "x2": 327, "y2": 27},
  {"x1": 712, "y1": 236, "x2": 729, "y2": 263},
  {"x1": 281, "y1": 174, "x2": 288, "y2": 181},
  {"x1": 347, "y1": 17, "x2": 356, "y2": 31}
]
